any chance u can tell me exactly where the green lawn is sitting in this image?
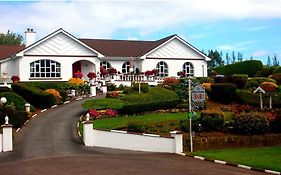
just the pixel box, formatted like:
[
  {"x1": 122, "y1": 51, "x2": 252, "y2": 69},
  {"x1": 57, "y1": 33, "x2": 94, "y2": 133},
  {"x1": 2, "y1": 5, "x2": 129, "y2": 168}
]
[
  {"x1": 193, "y1": 147, "x2": 281, "y2": 172},
  {"x1": 93, "y1": 112, "x2": 188, "y2": 130}
]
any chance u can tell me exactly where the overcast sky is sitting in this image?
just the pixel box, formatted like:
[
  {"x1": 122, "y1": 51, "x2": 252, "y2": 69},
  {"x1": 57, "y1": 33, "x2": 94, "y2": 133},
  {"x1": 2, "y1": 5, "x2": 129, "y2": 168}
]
[{"x1": 1, "y1": 0, "x2": 281, "y2": 63}]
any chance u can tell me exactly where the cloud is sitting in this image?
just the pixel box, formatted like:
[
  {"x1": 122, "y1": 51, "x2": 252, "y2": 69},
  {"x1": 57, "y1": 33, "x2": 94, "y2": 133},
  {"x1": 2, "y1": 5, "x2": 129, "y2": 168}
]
[
  {"x1": 252, "y1": 50, "x2": 269, "y2": 57},
  {"x1": 0, "y1": 0, "x2": 281, "y2": 40},
  {"x1": 217, "y1": 40, "x2": 256, "y2": 51}
]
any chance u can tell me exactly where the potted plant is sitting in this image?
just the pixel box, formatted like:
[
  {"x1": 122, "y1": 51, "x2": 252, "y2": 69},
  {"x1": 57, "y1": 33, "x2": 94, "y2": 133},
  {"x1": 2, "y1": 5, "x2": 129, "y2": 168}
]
[{"x1": 11, "y1": 75, "x2": 20, "y2": 83}]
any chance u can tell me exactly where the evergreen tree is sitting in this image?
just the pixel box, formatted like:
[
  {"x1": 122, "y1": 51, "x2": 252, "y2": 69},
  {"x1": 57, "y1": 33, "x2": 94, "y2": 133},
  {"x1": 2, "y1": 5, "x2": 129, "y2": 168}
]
[
  {"x1": 237, "y1": 52, "x2": 243, "y2": 62},
  {"x1": 267, "y1": 55, "x2": 271, "y2": 67},
  {"x1": 272, "y1": 54, "x2": 280, "y2": 66},
  {"x1": 207, "y1": 50, "x2": 224, "y2": 68},
  {"x1": 225, "y1": 53, "x2": 230, "y2": 65},
  {"x1": 0, "y1": 30, "x2": 23, "y2": 45},
  {"x1": 232, "y1": 51, "x2": 236, "y2": 63},
  {"x1": 250, "y1": 56, "x2": 253, "y2": 60}
]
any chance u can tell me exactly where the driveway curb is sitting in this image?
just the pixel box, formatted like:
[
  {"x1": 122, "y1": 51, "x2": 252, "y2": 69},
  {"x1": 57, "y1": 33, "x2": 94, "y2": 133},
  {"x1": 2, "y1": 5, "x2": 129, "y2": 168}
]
[{"x1": 182, "y1": 154, "x2": 280, "y2": 175}]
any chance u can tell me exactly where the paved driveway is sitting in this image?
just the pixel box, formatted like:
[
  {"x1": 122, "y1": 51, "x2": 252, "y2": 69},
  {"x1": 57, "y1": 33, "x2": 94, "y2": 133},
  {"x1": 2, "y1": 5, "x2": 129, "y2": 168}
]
[{"x1": 0, "y1": 96, "x2": 265, "y2": 175}]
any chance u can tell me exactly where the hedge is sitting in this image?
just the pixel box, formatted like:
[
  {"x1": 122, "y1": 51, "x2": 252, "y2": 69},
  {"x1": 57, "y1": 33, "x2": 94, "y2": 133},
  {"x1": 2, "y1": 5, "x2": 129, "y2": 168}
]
[
  {"x1": 273, "y1": 66, "x2": 281, "y2": 74},
  {"x1": 210, "y1": 83, "x2": 237, "y2": 104},
  {"x1": 255, "y1": 66, "x2": 272, "y2": 77},
  {"x1": 12, "y1": 83, "x2": 56, "y2": 109},
  {"x1": 213, "y1": 60, "x2": 263, "y2": 77},
  {"x1": 271, "y1": 73, "x2": 281, "y2": 85},
  {"x1": 0, "y1": 92, "x2": 35, "y2": 111},
  {"x1": 245, "y1": 77, "x2": 277, "y2": 89},
  {"x1": 0, "y1": 110, "x2": 28, "y2": 128}
]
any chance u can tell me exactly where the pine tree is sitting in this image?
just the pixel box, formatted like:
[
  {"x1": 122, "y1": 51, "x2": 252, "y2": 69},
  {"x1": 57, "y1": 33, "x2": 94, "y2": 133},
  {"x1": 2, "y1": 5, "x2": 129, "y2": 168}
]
[
  {"x1": 225, "y1": 53, "x2": 230, "y2": 65},
  {"x1": 267, "y1": 56, "x2": 271, "y2": 67},
  {"x1": 272, "y1": 54, "x2": 280, "y2": 66},
  {"x1": 232, "y1": 51, "x2": 236, "y2": 63},
  {"x1": 0, "y1": 30, "x2": 23, "y2": 45}
]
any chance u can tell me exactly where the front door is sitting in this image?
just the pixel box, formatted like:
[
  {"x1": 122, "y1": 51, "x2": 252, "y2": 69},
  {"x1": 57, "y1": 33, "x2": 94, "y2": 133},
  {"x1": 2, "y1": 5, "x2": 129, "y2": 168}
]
[{"x1": 72, "y1": 61, "x2": 81, "y2": 77}]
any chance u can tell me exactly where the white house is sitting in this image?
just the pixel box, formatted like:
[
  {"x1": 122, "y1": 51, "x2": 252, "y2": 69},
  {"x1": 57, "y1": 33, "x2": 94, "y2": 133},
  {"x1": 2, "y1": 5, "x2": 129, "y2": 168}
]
[{"x1": 0, "y1": 28, "x2": 210, "y2": 83}]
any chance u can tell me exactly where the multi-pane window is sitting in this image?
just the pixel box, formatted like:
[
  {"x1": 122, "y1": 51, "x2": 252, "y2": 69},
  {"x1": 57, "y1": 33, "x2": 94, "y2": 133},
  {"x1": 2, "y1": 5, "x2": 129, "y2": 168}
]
[
  {"x1": 156, "y1": 61, "x2": 168, "y2": 77},
  {"x1": 100, "y1": 61, "x2": 111, "y2": 70},
  {"x1": 122, "y1": 61, "x2": 131, "y2": 73},
  {"x1": 30, "y1": 59, "x2": 61, "y2": 78},
  {"x1": 182, "y1": 62, "x2": 194, "y2": 77}
]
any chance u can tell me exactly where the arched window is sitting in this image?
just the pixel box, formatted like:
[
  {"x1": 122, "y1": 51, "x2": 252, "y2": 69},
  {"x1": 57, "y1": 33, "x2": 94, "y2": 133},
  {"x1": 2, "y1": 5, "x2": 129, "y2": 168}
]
[
  {"x1": 30, "y1": 59, "x2": 61, "y2": 78},
  {"x1": 100, "y1": 61, "x2": 111, "y2": 70},
  {"x1": 182, "y1": 62, "x2": 194, "y2": 77},
  {"x1": 122, "y1": 61, "x2": 132, "y2": 73},
  {"x1": 156, "y1": 61, "x2": 168, "y2": 77}
]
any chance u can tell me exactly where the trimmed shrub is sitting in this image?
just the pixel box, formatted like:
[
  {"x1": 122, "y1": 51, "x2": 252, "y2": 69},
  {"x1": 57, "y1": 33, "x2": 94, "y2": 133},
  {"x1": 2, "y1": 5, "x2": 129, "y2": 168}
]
[
  {"x1": 0, "y1": 92, "x2": 35, "y2": 111},
  {"x1": 0, "y1": 87, "x2": 12, "y2": 93},
  {"x1": 132, "y1": 82, "x2": 149, "y2": 93},
  {"x1": 0, "y1": 110, "x2": 28, "y2": 128},
  {"x1": 12, "y1": 83, "x2": 56, "y2": 109},
  {"x1": 196, "y1": 77, "x2": 214, "y2": 84},
  {"x1": 200, "y1": 110, "x2": 224, "y2": 131},
  {"x1": 255, "y1": 66, "x2": 272, "y2": 77},
  {"x1": 107, "y1": 83, "x2": 117, "y2": 91},
  {"x1": 213, "y1": 60, "x2": 263, "y2": 77},
  {"x1": 245, "y1": 77, "x2": 276, "y2": 89},
  {"x1": 82, "y1": 98, "x2": 123, "y2": 110},
  {"x1": 273, "y1": 66, "x2": 281, "y2": 74},
  {"x1": 271, "y1": 73, "x2": 281, "y2": 85},
  {"x1": 214, "y1": 76, "x2": 228, "y2": 83},
  {"x1": 269, "y1": 110, "x2": 281, "y2": 133},
  {"x1": 210, "y1": 83, "x2": 237, "y2": 104},
  {"x1": 179, "y1": 118, "x2": 201, "y2": 133},
  {"x1": 233, "y1": 112, "x2": 270, "y2": 135},
  {"x1": 227, "y1": 75, "x2": 248, "y2": 89}
]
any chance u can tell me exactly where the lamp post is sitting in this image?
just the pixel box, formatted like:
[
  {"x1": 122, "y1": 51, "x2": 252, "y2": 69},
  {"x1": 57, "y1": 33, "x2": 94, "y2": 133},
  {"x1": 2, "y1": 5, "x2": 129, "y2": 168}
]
[{"x1": 188, "y1": 77, "x2": 193, "y2": 152}]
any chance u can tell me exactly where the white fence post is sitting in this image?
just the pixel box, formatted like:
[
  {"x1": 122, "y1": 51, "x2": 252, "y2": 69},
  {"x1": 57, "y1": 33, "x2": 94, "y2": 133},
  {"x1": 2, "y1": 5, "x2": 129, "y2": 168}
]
[
  {"x1": 25, "y1": 103, "x2": 31, "y2": 113},
  {"x1": 102, "y1": 85, "x2": 107, "y2": 94},
  {"x1": 90, "y1": 85, "x2": 96, "y2": 96},
  {"x1": 0, "y1": 133, "x2": 2, "y2": 152},
  {"x1": 170, "y1": 131, "x2": 183, "y2": 154},
  {"x1": 83, "y1": 121, "x2": 94, "y2": 146},
  {"x1": 2, "y1": 123, "x2": 13, "y2": 152}
]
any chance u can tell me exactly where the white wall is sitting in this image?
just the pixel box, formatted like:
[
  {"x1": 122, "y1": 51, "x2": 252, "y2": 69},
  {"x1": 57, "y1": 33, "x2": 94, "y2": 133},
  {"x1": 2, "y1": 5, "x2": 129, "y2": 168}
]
[
  {"x1": 18, "y1": 56, "x2": 99, "y2": 81},
  {"x1": 0, "y1": 60, "x2": 16, "y2": 83},
  {"x1": 83, "y1": 125, "x2": 183, "y2": 153},
  {"x1": 141, "y1": 59, "x2": 207, "y2": 77}
]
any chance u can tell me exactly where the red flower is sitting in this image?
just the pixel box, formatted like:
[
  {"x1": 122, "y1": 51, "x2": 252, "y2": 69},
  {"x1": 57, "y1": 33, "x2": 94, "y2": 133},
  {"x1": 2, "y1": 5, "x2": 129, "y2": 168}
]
[
  {"x1": 100, "y1": 67, "x2": 108, "y2": 76},
  {"x1": 88, "y1": 109, "x2": 101, "y2": 119},
  {"x1": 87, "y1": 72, "x2": 97, "y2": 79},
  {"x1": 105, "y1": 109, "x2": 117, "y2": 117},
  {"x1": 11, "y1": 75, "x2": 20, "y2": 82},
  {"x1": 74, "y1": 71, "x2": 83, "y2": 78},
  {"x1": 108, "y1": 67, "x2": 117, "y2": 75}
]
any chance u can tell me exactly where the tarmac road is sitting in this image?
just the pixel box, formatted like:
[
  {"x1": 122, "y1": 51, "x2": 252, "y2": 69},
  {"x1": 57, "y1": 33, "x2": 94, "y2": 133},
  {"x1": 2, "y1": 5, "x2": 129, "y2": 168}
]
[{"x1": 0, "y1": 95, "x2": 266, "y2": 175}]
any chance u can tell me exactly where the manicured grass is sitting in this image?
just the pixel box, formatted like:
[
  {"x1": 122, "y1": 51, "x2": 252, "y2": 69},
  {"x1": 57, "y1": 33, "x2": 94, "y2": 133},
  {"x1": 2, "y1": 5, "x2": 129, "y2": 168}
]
[
  {"x1": 193, "y1": 147, "x2": 281, "y2": 172},
  {"x1": 93, "y1": 112, "x2": 188, "y2": 130},
  {"x1": 82, "y1": 98, "x2": 124, "y2": 110}
]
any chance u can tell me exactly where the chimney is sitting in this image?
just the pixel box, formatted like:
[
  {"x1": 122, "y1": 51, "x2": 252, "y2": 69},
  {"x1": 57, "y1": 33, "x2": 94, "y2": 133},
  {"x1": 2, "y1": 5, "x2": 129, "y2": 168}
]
[{"x1": 25, "y1": 28, "x2": 36, "y2": 47}]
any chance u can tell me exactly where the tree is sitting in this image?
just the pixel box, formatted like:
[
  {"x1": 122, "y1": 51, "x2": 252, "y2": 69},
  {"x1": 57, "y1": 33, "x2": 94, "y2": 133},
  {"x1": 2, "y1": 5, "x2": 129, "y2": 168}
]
[
  {"x1": 272, "y1": 54, "x2": 280, "y2": 66},
  {"x1": 225, "y1": 53, "x2": 230, "y2": 65},
  {"x1": 237, "y1": 52, "x2": 243, "y2": 62},
  {"x1": 232, "y1": 51, "x2": 236, "y2": 63},
  {"x1": 250, "y1": 56, "x2": 253, "y2": 60},
  {"x1": 267, "y1": 55, "x2": 271, "y2": 67},
  {"x1": 207, "y1": 49, "x2": 224, "y2": 68},
  {"x1": 0, "y1": 30, "x2": 23, "y2": 45}
]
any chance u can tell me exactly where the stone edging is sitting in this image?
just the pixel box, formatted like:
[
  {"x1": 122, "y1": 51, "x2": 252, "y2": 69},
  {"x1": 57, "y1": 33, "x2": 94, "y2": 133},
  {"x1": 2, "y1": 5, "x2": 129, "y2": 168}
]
[{"x1": 180, "y1": 154, "x2": 280, "y2": 175}]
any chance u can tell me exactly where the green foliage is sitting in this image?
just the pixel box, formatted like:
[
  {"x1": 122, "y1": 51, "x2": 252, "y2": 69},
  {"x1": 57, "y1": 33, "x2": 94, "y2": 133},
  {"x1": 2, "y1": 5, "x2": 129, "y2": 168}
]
[
  {"x1": 196, "y1": 77, "x2": 214, "y2": 84},
  {"x1": 107, "y1": 83, "x2": 117, "y2": 91},
  {"x1": 132, "y1": 82, "x2": 149, "y2": 93},
  {"x1": 272, "y1": 66, "x2": 281, "y2": 74},
  {"x1": 11, "y1": 83, "x2": 56, "y2": 109},
  {"x1": 0, "y1": 110, "x2": 28, "y2": 128},
  {"x1": 201, "y1": 110, "x2": 225, "y2": 131},
  {"x1": 227, "y1": 75, "x2": 248, "y2": 89},
  {"x1": 255, "y1": 66, "x2": 272, "y2": 77},
  {"x1": 233, "y1": 112, "x2": 270, "y2": 135},
  {"x1": 207, "y1": 50, "x2": 224, "y2": 68},
  {"x1": 213, "y1": 60, "x2": 263, "y2": 77},
  {"x1": 82, "y1": 98, "x2": 123, "y2": 110},
  {"x1": 0, "y1": 92, "x2": 35, "y2": 111},
  {"x1": 0, "y1": 87, "x2": 12, "y2": 93},
  {"x1": 179, "y1": 118, "x2": 201, "y2": 132},
  {"x1": 210, "y1": 83, "x2": 237, "y2": 104},
  {"x1": 271, "y1": 73, "x2": 281, "y2": 85},
  {"x1": 270, "y1": 109, "x2": 281, "y2": 133},
  {"x1": 0, "y1": 30, "x2": 23, "y2": 45},
  {"x1": 245, "y1": 77, "x2": 277, "y2": 89}
]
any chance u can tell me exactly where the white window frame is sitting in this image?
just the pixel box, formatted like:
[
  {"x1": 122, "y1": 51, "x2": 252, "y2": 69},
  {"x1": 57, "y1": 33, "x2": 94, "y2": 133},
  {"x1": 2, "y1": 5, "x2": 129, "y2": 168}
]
[
  {"x1": 30, "y1": 59, "x2": 61, "y2": 78},
  {"x1": 100, "y1": 61, "x2": 111, "y2": 70},
  {"x1": 122, "y1": 61, "x2": 131, "y2": 73},
  {"x1": 183, "y1": 62, "x2": 194, "y2": 77},
  {"x1": 156, "y1": 61, "x2": 168, "y2": 77}
]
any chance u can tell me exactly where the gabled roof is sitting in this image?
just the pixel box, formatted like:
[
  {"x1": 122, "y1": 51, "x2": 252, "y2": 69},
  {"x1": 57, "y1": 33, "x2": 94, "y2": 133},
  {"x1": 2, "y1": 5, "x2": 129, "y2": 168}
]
[
  {"x1": 79, "y1": 35, "x2": 175, "y2": 57},
  {"x1": 0, "y1": 45, "x2": 24, "y2": 61}
]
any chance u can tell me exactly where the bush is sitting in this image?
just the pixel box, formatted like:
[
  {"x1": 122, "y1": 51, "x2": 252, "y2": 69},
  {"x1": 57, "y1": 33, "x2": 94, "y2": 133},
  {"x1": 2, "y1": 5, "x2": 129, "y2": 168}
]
[
  {"x1": 245, "y1": 77, "x2": 277, "y2": 89},
  {"x1": 271, "y1": 73, "x2": 281, "y2": 85},
  {"x1": 179, "y1": 118, "x2": 201, "y2": 133},
  {"x1": 0, "y1": 87, "x2": 12, "y2": 93},
  {"x1": 107, "y1": 83, "x2": 117, "y2": 91},
  {"x1": 12, "y1": 83, "x2": 56, "y2": 109},
  {"x1": 214, "y1": 76, "x2": 228, "y2": 83},
  {"x1": 0, "y1": 110, "x2": 28, "y2": 128},
  {"x1": 82, "y1": 98, "x2": 124, "y2": 110},
  {"x1": 45, "y1": 89, "x2": 62, "y2": 104},
  {"x1": 196, "y1": 77, "x2": 214, "y2": 84},
  {"x1": 200, "y1": 110, "x2": 225, "y2": 131},
  {"x1": 0, "y1": 92, "x2": 35, "y2": 111},
  {"x1": 233, "y1": 112, "x2": 270, "y2": 135},
  {"x1": 227, "y1": 75, "x2": 248, "y2": 89},
  {"x1": 268, "y1": 110, "x2": 281, "y2": 133},
  {"x1": 255, "y1": 66, "x2": 272, "y2": 77},
  {"x1": 213, "y1": 60, "x2": 263, "y2": 77},
  {"x1": 210, "y1": 83, "x2": 237, "y2": 104},
  {"x1": 132, "y1": 82, "x2": 149, "y2": 93},
  {"x1": 273, "y1": 66, "x2": 281, "y2": 74}
]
